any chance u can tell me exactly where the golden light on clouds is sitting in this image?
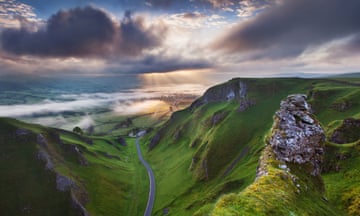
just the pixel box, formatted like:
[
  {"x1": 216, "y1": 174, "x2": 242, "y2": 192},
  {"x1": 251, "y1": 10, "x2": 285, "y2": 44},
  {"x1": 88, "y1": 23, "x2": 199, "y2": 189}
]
[{"x1": 140, "y1": 69, "x2": 213, "y2": 87}]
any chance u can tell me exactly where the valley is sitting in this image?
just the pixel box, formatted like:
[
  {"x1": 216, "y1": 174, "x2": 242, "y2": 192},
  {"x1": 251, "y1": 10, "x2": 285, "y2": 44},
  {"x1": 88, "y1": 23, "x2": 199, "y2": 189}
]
[{"x1": 0, "y1": 76, "x2": 360, "y2": 215}]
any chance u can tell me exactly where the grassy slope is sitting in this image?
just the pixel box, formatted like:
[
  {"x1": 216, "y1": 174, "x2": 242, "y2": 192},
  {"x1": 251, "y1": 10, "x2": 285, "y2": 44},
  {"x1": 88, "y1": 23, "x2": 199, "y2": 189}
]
[
  {"x1": 0, "y1": 118, "x2": 80, "y2": 216},
  {"x1": 211, "y1": 145, "x2": 340, "y2": 216},
  {"x1": 143, "y1": 77, "x2": 360, "y2": 215},
  {"x1": 0, "y1": 117, "x2": 148, "y2": 216},
  {"x1": 143, "y1": 78, "x2": 312, "y2": 215}
]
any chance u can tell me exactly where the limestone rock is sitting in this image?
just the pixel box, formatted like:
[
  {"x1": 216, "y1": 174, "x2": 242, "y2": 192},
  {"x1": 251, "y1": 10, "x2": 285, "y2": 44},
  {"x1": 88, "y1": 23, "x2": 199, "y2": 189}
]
[
  {"x1": 268, "y1": 94, "x2": 325, "y2": 176},
  {"x1": 330, "y1": 118, "x2": 360, "y2": 144}
]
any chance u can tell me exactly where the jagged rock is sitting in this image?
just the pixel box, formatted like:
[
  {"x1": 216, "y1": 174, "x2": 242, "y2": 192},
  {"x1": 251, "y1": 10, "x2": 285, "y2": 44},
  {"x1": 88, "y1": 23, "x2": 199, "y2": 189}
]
[
  {"x1": 210, "y1": 111, "x2": 229, "y2": 126},
  {"x1": 61, "y1": 144, "x2": 89, "y2": 166},
  {"x1": 37, "y1": 133, "x2": 48, "y2": 148},
  {"x1": 268, "y1": 94, "x2": 325, "y2": 176},
  {"x1": 15, "y1": 128, "x2": 30, "y2": 136},
  {"x1": 331, "y1": 100, "x2": 352, "y2": 112},
  {"x1": 56, "y1": 174, "x2": 75, "y2": 191},
  {"x1": 330, "y1": 118, "x2": 360, "y2": 144},
  {"x1": 37, "y1": 150, "x2": 54, "y2": 170},
  {"x1": 238, "y1": 99, "x2": 256, "y2": 112},
  {"x1": 149, "y1": 132, "x2": 161, "y2": 150},
  {"x1": 190, "y1": 80, "x2": 252, "y2": 111}
]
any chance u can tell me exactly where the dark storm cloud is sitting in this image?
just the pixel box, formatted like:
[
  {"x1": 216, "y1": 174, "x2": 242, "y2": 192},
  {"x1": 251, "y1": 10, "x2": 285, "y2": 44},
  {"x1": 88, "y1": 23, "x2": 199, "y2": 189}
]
[
  {"x1": 113, "y1": 55, "x2": 212, "y2": 74},
  {"x1": 212, "y1": 0, "x2": 360, "y2": 59},
  {"x1": 1, "y1": 6, "x2": 166, "y2": 57},
  {"x1": 116, "y1": 11, "x2": 167, "y2": 56},
  {"x1": 180, "y1": 12, "x2": 206, "y2": 19},
  {"x1": 1, "y1": 6, "x2": 115, "y2": 57}
]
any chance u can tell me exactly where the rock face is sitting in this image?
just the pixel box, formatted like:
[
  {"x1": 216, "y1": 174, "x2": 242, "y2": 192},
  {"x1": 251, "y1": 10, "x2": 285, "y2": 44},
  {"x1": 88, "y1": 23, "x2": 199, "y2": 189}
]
[
  {"x1": 189, "y1": 80, "x2": 254, "y2": 112},
  {"x1": 268, "y1": 94, "x2": 325, "y2": 176},
  {"x1": 330, "y1": 118, "x2": 360, "y2": 144}
]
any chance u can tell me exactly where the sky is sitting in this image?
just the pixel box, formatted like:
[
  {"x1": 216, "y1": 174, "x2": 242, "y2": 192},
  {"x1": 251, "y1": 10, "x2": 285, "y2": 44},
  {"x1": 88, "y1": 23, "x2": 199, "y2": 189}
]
[{"x1": 1, "y1": 0, "x2": 360, "y2": 78}]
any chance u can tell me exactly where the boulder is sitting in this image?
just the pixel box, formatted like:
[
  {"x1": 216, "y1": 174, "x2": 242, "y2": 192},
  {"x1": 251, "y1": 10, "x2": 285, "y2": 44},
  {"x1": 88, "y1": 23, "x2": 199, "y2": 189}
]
[{"x1": 268, "y1": 94, "x2": 325, "y2": 176}]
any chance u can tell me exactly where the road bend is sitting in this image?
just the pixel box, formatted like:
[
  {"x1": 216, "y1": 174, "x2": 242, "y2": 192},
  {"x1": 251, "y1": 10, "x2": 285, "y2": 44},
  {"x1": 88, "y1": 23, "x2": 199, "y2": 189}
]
[{"x1": 136, "y1": 137, "x2": 155, "y2": 216}]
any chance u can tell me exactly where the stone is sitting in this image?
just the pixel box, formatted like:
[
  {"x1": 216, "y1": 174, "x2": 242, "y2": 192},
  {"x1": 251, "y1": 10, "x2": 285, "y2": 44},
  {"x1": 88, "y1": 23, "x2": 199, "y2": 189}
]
[
  {"x1": 37, "y1": 134, "x2": 48, "y2": 148},
  {"x1": 330, "y1": 118, "x2": 360, "y2": 144},
  {"x1": 56, "y1": 174, "x2": 74, "y2": 191},
  {"x1": 268, "y1": 94, "x2": 325, "y2": 176}
]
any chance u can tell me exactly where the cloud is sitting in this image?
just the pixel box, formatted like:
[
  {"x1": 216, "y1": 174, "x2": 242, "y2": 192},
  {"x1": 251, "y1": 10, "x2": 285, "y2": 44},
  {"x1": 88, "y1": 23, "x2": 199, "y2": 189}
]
[
  {"x1": 115, "y1": 11, "x2": 167, "y2": 56},
  {"x1": 145, "y1": 0, "x2": 176, "y2": 8},
  {"x1": 110, "y1": 54, "x2": 212, "y2": 74},
  {"x1": 0, "y1": 6, "x2": 166, "y2": 58},
  {"x1": 211, "y1": 0, "x2": 360, "y2": 60},
  {"x1": 180, "y1": 12, "x2": 206, "y2": 19},
  {"x1": 76, "y1": 115, "x2": 94, "y2": 129},
  {"x1": 0, "y1": 0, "x2": 38, "y2": 28}
]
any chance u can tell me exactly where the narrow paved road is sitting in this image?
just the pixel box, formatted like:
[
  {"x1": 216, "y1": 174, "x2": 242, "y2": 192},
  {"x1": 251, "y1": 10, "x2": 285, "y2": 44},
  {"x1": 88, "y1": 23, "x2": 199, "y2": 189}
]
[{"x1": 136, "y1": 137, "x2": 155, "y2": 216}]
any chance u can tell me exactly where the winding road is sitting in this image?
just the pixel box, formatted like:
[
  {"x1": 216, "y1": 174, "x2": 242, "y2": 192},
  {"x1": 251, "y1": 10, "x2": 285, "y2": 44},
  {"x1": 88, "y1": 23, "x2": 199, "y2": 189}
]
[{"x1": 136, "y1": 137, "x2": 155, "y2": 216}]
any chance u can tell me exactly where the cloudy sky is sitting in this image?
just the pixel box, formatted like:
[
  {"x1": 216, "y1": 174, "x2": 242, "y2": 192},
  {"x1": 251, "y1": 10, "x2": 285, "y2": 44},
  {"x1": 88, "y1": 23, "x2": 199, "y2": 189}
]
[{"x1": 1, "y1": 0, "x2": 360, "y2": 77}]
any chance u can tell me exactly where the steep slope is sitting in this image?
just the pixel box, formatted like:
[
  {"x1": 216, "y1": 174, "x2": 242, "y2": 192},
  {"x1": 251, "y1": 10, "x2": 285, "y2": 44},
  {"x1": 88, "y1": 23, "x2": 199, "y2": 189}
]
[
  {"x1": 0, "y1": 118, "x2": 84, "y2": 215},
  {"x1": 0, "y1": 118, "x2": 148, "y2": 216},
  {"x1": 210, "y1": 94, "x2": 339, "y2": 215},
  {"x1": 143, "y1": 77, "x2": 360, "y2": 215}
]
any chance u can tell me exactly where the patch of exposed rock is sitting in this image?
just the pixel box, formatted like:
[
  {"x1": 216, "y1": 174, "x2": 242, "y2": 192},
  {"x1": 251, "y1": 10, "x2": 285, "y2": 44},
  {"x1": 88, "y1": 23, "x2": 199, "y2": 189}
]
[
  {"x1": 37, "y1": 150, "x2": 54, "y2": 170},
  {"x1": 189, "y1": 80, "x2": 254, "y2": 112},
  {"x1": 330, "y1": 118, "x2": 360, "y2": 144},
  {"x1": 268, "y1": 94, "x2": 325, "y2": 176},
  {"x1": 37, "y1": 133, "x2": 48, "y2": 148}
]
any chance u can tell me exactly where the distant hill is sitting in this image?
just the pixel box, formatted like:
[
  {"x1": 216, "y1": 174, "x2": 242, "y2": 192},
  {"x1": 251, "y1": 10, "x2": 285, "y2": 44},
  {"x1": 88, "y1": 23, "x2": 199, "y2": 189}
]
[{"x1": 329, "y1": 72, "x2": 360, "y2": 78}]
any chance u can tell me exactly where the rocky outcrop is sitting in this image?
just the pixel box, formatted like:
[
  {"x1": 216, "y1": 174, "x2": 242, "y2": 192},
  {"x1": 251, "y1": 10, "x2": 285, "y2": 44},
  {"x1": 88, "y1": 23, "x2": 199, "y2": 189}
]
[
  {"x1": 268, "y1": 94, "x2": 325, "y2": 176},
  {"x1": 149, "y1": 131, "x2": 162, "y2": 150},
  {"x1": 37, "y1": 150, "x2": 55, "y2": 170},
  {"x1": 189, "y1": 80, "x2": 254, "y2": 111},
  {"x1": 37, "y1": 134, "x2": 48, "y2": 148},
  {"x1": 331, "y1": 100, "x2": 352, "y2": 112},
  {"x1": 330, "y1": 118, "x2": 360, "y2": 144}
]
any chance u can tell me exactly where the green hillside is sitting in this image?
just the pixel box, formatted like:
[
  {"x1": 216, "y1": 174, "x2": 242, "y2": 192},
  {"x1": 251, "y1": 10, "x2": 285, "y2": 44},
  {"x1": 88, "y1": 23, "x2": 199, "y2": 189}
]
[
  {"x1": 1, "y1": 77, "x2": 359, "y2": 215},
  {"x1": 143, "y1": 77, "x2": 360, "y2": 215},
  {"x1": 0, "y1": 117, "x2": 148, "y2": 215}
]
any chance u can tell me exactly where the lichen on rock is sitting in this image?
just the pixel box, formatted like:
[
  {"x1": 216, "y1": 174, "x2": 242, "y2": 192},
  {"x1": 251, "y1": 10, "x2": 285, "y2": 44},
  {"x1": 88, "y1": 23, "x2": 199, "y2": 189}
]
[{"x1": 268, "y1": 94, "x2": 325, "y2": 176}]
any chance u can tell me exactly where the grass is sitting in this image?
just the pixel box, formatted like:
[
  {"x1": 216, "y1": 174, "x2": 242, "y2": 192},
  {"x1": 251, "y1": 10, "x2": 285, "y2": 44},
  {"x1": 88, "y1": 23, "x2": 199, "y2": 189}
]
[
  {"x1": 143, "y1": 77, "x2": 360, "y2": 215},
  {"x1": 1, "y1": 77, "x2": 360, "y2": 215},
  {"x1": 0, "y1": 117, "x2": 149, "y2": 216},
  {"x1": 211, "y1": 146, "x2": 340, "y2": 216},
  {"x1": 0, "y1": 118, "x2": 80, "y2": 216}
]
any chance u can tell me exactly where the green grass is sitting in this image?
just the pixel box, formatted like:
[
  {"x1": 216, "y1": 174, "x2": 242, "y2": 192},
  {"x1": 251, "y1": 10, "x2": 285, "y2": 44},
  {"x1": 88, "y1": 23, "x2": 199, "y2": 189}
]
[
  {"x1": 1, "y1": 77, "x2": 360, "y2": 215},
  {"x1": 0, "y1": 118, "x2": 80, "y2": 216},
  {"x1": 0, "y1": 117, "x2": 149, "y2": 216},
  {"x1": 143, "y1": 77, "x2": 360, "y2": 215},
  {"x1": 210, "y1": 145, "x2": 340, "y2": 216}
]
